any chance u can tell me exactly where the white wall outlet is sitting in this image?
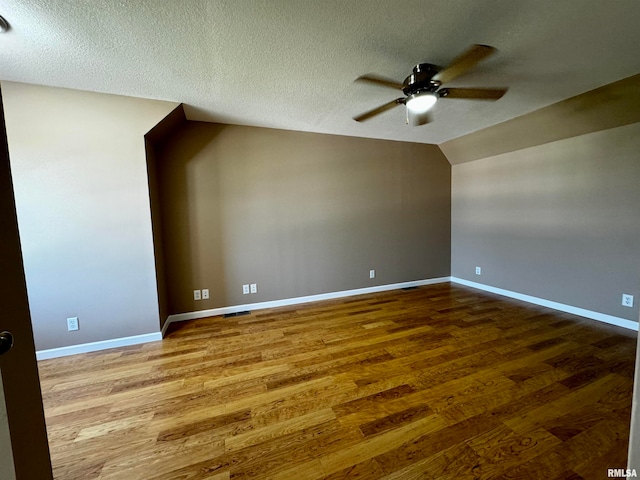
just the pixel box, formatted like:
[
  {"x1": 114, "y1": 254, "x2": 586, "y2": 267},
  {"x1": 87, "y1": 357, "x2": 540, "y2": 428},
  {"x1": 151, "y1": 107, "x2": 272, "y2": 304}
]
[
  {"x1": 67, "y1": 317, "x2": 79, "y2": 331},
  {"x1": 475, "y1": 266, "x2": 481, "y2": 275},
  {"x1": 242, "y1": 284, "x2": 250, "y2": 295},
  {"x1": 193, "y1": 289, "x2": 201, "y2": 300},
  {"x1": 369, "y1": 269, "x2": 375, "y2": 279},
  {"x1": 622, "y1": 294, "x2": 634, "y2": 307},
  {"x1": 202, "y1": 289, "x2": 209, "y2": 300},
  {"x1": 250, "y1": 283, "x2": 257, "y2": 294}
]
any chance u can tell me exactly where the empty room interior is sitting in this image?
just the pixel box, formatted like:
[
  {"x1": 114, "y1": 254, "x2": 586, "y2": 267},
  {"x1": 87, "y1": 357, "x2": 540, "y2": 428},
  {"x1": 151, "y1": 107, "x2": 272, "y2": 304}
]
[{"x1": 1, "y1": 1, "x2": 640, "y2": 479}]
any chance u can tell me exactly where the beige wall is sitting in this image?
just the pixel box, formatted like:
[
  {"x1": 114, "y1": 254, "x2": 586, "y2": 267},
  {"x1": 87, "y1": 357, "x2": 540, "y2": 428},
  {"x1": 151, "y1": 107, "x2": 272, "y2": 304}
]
[
  {"x1": 1, "y1": 82, "x2": 178, "y2": 350},
  {"x1": 451, "y1": 121, "x2": 640, "y2": 322},
  {"x1": 152, "y1": 123, "x2": 451, "y2": 318}
]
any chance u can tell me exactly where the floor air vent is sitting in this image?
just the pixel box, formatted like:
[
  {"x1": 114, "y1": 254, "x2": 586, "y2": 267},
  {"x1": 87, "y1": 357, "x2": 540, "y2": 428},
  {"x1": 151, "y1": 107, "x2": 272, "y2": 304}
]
[{"x1": 223, "y1": 311, "x2": 251, "y2": 318}]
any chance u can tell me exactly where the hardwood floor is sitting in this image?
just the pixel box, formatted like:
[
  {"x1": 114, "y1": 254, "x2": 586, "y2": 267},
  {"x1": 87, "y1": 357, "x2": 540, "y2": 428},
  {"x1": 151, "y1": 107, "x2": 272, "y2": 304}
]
[{"x1": 38, "y1": 283, "x2": 637, "y2": 479}]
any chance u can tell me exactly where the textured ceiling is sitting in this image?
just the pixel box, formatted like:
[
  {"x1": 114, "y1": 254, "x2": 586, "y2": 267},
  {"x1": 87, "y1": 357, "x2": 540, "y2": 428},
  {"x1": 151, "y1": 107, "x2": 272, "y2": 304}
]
[{"x1": 1, "y1": 0, "x2": 640, "y2": 145}]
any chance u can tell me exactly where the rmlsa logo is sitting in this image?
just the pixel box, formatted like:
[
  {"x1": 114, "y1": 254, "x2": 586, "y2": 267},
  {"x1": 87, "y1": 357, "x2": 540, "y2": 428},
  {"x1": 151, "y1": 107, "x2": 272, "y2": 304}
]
[{"x1": 608, "y1": 468, "x2": 638, "y2": 477}]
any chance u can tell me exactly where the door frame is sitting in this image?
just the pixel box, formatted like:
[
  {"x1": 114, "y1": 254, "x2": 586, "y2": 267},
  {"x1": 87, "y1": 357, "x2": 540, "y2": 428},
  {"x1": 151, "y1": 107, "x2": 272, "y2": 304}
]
[{"x1": 0, "y1": 86, "x2": 53, "y2": 479}]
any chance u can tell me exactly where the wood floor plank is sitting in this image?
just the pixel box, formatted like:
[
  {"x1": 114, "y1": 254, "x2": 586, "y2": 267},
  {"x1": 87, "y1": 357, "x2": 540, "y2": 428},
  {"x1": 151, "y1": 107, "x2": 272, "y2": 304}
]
[
  {"x1": 503, "y1": 374, "x2": 627, "y2": 433},
  {"x1": 319, "y1": 412, "x2": 448, "y2": 475},
  {"x1": 323, "y1": 458, "x2": 385, "y2": 479},
  {"x1": 359, "y1": 403, "x2": 433, "y2": 437},
  {"x1": 225, "y1": 408, "x2": 336, "y2": 452},
  {"x1": 467, "y1": 423, "x2": 562, "y2": 475},
  {"x1": 376, "y1": 442, "x2": 478, "y2": 480},
  {"x1": 373, "y1": 412, "x2": 501, "y2": 474},
  {"x1": 36, "y1": 283, "x2": 637, "y2": 479}
]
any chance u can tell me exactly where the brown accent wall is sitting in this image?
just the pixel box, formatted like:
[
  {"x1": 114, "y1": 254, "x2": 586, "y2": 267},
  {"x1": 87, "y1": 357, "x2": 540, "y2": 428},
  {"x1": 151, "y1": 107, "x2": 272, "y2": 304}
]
[
  {"x1": 441, "y1": 73, "x2": 640, "y2": 165},
  {"x1": 153, "y1": 123, "x2": 451, "y2": 317}
]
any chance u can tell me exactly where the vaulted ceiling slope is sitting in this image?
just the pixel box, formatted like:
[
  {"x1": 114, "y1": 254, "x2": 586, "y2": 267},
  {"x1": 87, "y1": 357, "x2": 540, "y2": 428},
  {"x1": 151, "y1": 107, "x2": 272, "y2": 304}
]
[{"x1": 1, "y1": 0, "x2": 640, "y2": 145}]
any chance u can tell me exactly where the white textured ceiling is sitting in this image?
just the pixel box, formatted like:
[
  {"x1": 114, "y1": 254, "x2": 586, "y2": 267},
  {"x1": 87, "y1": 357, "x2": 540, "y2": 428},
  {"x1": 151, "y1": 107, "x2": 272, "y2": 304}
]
[{"x1": 1, "y1": 0, "x2": 640, "y2": 144}]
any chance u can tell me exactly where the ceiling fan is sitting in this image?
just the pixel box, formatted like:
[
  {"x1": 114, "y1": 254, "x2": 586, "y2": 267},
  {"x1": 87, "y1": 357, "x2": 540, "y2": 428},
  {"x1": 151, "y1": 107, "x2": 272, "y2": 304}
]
[{"x1": 353, "y1": 44, "x2": 507, "y2": 125}]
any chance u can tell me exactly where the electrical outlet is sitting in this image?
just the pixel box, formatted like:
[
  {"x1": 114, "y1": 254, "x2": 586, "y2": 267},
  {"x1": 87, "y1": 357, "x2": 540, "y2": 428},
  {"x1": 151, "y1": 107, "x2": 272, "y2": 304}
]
[
  {"x1": 202, "y1": 289, "x2": 209, "y2": 300},
  {"x1": 67, "y1": 317, "x2": 79, "y2": 331},
  {"x1": 475, "y1": 266, "x2": 481, "y2": 275},
  {"x1": 250, "y1": 284, "x2": 257, "y2": 294},
  {"x1": 369, "y1": 269, "x2": 375, "y2": 279},
  {"x1": 242, "y1": 284, "x2": 250, "y2": 295},
  {"x1": 622, "y1": 294, "x2": 634, "y2": 307},
  {"x1": 194, "y1": 289, "x2": 201, "y2": 300}
]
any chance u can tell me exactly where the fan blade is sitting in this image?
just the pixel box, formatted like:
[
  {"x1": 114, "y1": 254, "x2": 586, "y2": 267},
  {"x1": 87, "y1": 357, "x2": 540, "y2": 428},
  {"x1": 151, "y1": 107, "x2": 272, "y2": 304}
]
[
  {"x1": 439, "y1": 87, "x2": 507, "y2": 100},
  {"x1": 433, "y1": 44, "x2": 497, "y2": 84},
  {"x1": 355, "y1": 74, "x2": 405, "y2": 90},
  {"x1": 353, "y1": 98, "x2": 405, "y2": 122}
]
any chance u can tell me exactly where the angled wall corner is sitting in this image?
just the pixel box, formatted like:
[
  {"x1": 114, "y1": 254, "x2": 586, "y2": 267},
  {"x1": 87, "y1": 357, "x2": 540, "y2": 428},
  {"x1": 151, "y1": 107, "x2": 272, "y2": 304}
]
[{"x1": 144, "y1": 104, "x2": 187, "y2": 329}]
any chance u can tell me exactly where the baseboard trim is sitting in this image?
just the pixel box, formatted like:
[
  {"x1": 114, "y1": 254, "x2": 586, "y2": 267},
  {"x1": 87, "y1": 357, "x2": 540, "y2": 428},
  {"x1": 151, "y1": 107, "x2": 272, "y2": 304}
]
[
  {"x1": 36, "y1": 332, "x2": 163, "y2": 360},
  {"x1": 41, "y1": 277, "x2": 634, "y2": 358},
  {"x1": 161, "y1": 277, "x2": 451, "y2": 336},
  {"x1": 450, "y1": 277, "x2": 639, "y2": 331}
]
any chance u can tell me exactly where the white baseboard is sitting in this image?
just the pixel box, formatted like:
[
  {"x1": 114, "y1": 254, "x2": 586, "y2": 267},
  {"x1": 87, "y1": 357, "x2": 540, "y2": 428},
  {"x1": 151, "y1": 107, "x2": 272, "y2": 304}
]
[
  {"x1": 36, "y1": 332, "x2": 163, "y2": 360},
  {"x1": 161, "y1": 277, "x2": 450, "y2": 336},
  {"x1": 39, "y1": 277, "x2": 635, "y2": 359},
  {"x1": 451, "y1": 277, "x2": 639, "y2": 331}
]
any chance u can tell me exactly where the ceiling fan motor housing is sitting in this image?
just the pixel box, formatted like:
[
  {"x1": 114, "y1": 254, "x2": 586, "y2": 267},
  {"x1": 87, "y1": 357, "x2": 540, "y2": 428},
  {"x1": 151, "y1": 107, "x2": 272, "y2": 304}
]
[{"x1": 403, "y1": 63, "x2": 441, "y2": 96}]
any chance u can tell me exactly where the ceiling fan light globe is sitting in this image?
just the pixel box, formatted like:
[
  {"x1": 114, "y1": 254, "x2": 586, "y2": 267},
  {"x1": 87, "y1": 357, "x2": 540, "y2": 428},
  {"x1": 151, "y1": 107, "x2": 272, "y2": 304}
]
[{"x1": 406, "y1": 92, "x2": 437, "y2": 113}]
